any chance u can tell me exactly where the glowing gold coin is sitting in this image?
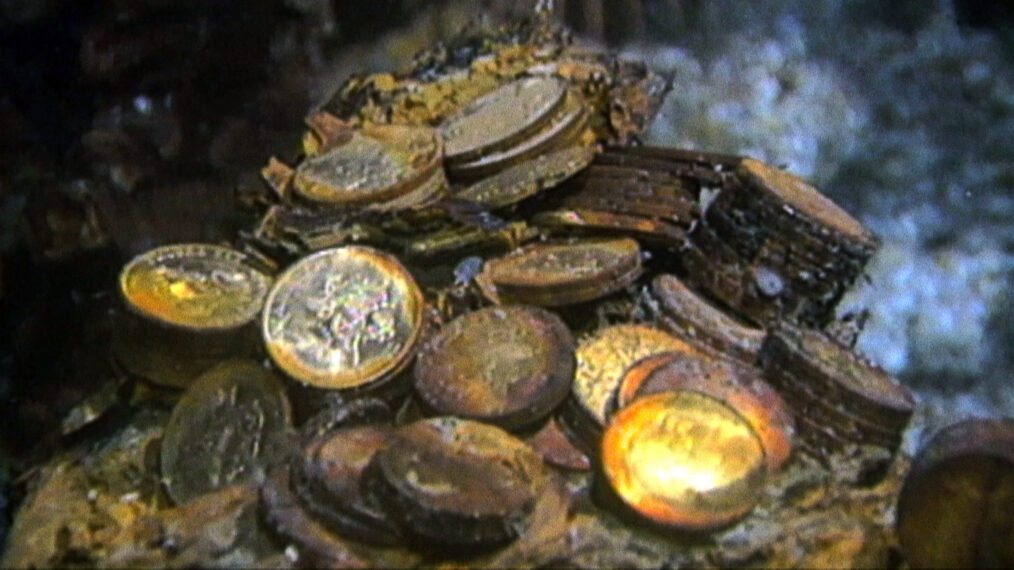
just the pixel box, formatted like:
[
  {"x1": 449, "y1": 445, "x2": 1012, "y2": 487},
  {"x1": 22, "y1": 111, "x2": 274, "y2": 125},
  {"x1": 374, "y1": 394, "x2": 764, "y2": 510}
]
[
  {"x1": 262, "y1": 246, "x2": 424, "y2": 390},
  {"x1": 601, "y1": 391, "x2": 767, "y2": 531},
  {"x1": 119, "y1": 243, "x2": 272, "y2": 330}
]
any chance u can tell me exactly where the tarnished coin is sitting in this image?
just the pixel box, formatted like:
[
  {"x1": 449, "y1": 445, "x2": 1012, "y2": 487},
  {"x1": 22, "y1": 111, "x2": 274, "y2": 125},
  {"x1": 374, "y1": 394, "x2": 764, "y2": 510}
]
[
  {"x1": 647, "y1": 274, "x2": 765, "y2": 364},
  {"x1": 292, "y1": 124, "x2": 442, "y2": 208},
  {"x1": 263, "y1": 246, "x2": 424, "y2": 390},
  {"x1": 366, "y1": 416, "x2": 548, "y2": 549},
  {"x1": 441, "y1": 76, "x2": 568, "y2": 164},
  {"x1": 601, "y1": 391, "x2": 767, "y2": 531},
  {"x1": 562, "y1": 324, "x2": 702, "y2": 454},
  {"x1": 477, "y1": 238, "x2": 642, "y2": 306},
  {"x1": 897, "y1": 419, "x2": 1014, "y2": 568},
  {"x1": 119, "y1": 243, "x2": 272, "y2": 331},
  {"x1": 413, "y1": 305, "x2": 575, "y2": 430},
  {"x1": 453, "y1": 145, "x2": 595, "y2": 209},
  {"x1": 295, "y1": 425, "x2": 401, "y2": 545},
  {"x1": 759, "y1": 325, "x2": 915, "y2": 433},
  {"x1": 616, "y1": 351, "x2": 794, "y2": 473},
  {"x1": 533, "y1": 208, "x2": 688, "y2": 249},
  {"x1": 448, "y1": 89, "x2": 590, "y2": 179},
  {"x1": 160, "y1": 360, "x2": 292, "y2": 505}
]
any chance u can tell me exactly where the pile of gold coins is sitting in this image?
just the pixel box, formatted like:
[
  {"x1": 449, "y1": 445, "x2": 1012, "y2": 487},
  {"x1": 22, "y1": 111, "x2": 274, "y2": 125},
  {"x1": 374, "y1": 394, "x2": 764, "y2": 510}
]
[{"x1": 10, "y1": 15, "x2": 998, "y2": 570}]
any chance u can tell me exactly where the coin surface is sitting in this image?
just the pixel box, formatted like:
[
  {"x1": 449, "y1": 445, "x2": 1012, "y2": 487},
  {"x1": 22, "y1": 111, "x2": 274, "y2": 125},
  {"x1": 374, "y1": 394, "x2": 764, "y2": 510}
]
[
  {"x1": 441, "y1": 76, "x2": 568, "y2": 164},
  {"x1": 292, "y1": 124, "x2": 441, "y2": 208},
  {"x1": 295, "y1": 425, "x2": 401, "y2": 545},
  {"x1": 413, "y1": 305, "x2": 575, "y2": 429},
  {"x1": 478, "y1": 238, "x2": 642, "y2": 306},
  {"x1": 119, "y1": 243, "x2": 272, "y2": 330},
  {"x1": 453, "y1": 145, "x2": 595, "y2": 209},
  {"x1": 263, "y1": 246, "x2": 424, "y2": 390},
  {"x1": 601, "y1": 391, "x2": 767, "y2": 531},
  {"x1": 366, "y1": 416, "x2": 548, "y2": 549},
  {"x1": 573, "y1": 324, "x2": 701, "y2": 428},
  {"x1": 160, "y1": 360, "x2": 293, "y2": 505},
  {"x1": 616, "y1": 351, "x2": 794, "y2": 472},
  {"x1": 897, "y1": 419, "x2": 1014, "y2": 569}
]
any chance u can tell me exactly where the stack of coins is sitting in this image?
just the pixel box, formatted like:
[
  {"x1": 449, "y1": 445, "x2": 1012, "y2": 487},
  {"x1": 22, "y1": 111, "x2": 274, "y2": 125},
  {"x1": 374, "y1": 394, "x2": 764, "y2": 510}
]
[
  {"x1": 758, "y1": 324, "x2": 915, "y2": 455},
  {"x1": 5, "y1": 16, "x2": 921, "y2": 569},
  {"x1": 114, "y1": 243, "x2": 272, "y2": 388},
  {"x1": 440, "y1": 76, "x2": 593, "y2": 181},
  {"x1": 685, "y1": 158, "x2": 880, "y2": 327}
]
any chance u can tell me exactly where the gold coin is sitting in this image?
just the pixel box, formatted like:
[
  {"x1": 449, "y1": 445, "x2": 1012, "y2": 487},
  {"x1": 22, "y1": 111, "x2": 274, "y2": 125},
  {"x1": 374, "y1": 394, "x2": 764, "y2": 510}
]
[
  {"x1": 573, "y1": 324, "x2": 700, "y2": 427},
  {"x1": 601, "y1": 391, "x2": 766, "y2": 531},
  {"x1": 262, "y1": 246, "x2": 423, "y2": 390},
  {"x1": 119, "y1": 243, "x2": 272, "y2": 330},
  {"x1": 293, "y1": 124, "x2": 441, "y2": 208}
]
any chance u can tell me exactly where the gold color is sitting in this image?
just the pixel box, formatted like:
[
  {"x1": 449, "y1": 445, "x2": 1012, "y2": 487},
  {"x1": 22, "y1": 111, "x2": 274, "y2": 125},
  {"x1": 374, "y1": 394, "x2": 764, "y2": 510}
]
[
  {"x1": 454, "y1": 145, "x2": 595, "y2": 209},
  {"x1": 573, "y1": 324, "x2": 701, "y2": 426},
  {"x1": 262, "y1": 246, "x2": 423, "y2": 390},
  {"x1": 119, "y1": 243, "x2": 272, "y2": 331},
  {"x1": 601, "y1": 391, "x2": 766, "y2": 531}
]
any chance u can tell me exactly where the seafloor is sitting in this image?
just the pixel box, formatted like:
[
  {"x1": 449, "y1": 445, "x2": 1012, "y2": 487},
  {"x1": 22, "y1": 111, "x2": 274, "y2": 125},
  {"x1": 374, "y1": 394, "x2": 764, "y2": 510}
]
[{"x1": 1, "y1": 0, "x2": 1012, "y2": 555}]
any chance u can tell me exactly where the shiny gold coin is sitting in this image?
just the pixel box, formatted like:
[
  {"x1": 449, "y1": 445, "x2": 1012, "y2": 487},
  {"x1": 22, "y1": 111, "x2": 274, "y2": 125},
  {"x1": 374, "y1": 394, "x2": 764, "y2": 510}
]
[
  {"x1": 478, "y1": 238, "x2": 642, "y2": 306},
  {"x1": 119, "y1": 243, "x2": 272, "y2": 331},
  {"x1": 601, "y1": 391, "x2": 767, "y2": 531},
  {"x1": 573, "y1": 324, "x2": 701, "y2": 428},
  {"x1": 292, "y1": 124, "x2": 442, "y2": 208},
  {"x1": 441, "y1": 76, "x2": 568, "y2": 164},
  {"x1": 262, "y1": 246, "x2": 424, "y2": 390}
]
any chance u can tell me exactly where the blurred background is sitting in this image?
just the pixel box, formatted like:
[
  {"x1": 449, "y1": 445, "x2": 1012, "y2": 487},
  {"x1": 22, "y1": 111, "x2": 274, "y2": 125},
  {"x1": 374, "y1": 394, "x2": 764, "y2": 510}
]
[{"x1": 1, "y1": 0, "x2": 1012, "y2": 549}]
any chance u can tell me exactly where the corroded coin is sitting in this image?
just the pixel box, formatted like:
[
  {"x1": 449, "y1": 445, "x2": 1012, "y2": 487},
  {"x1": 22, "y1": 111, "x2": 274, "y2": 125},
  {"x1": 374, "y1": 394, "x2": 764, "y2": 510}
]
[
  {"x1": 119, "y1": 243, "x2": 272, "y2": 331},
  {"x1": 647, "y1": 274, "x2": 765, "y2": 364},
  {"x1": 295, "y1": 425, "x2": 401, "y2": 545},
  {"x1": 263, "y1": 246, "x2": 423, "y2": 390},
  {"x1": 533, "y1": 208, "x2": 688, "y2": 248},
  {"x1": 441, "y1": 76, "x2": 568, "y2": 164},
  {"x1": 413, "y1": 305, "x2": 575, "y2": 430},
  {"x1": 453, "y1": 145, "x2": 595, "y2": 209},
  {"x1": 897, "y1": 419, "x2": 1014, "y2": 568},
  {"x1": 601, "y1": 391, "x2": 767, "y2": 531},
  {"x1": 292, "y1": 124, "x2": 442, "y2": 208},
  {"x1": 477, "y1": 238, "x2": 642, "y2": 306},
  {"x1": 561, "y1": 324, "x2": 702, "y2": 455},
  {"x1": 160, "y1": 360, "x2": 292, "y2": 505},
  {"x1": 616, "y1": 351, "x2": 794, "y2": 473},
  {"x1": 366, "y1": 416, "x2": 548, "y2": 549}
]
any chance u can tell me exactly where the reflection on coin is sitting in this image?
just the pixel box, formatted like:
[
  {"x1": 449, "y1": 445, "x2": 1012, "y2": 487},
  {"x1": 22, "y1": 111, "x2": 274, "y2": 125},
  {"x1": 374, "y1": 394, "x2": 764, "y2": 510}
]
[
  {"x1": 441, "y1": 76, "x2": 567, "y2": 163},
  {"x1": 263, "y1": 246, "x2": 423, "y2": 390},
  {"x1": 293, "y1": 125, "x2": 441, "y2": 208},
  {"x1": 601, "y1": 391, "x2": 766, "y2": 531},
  {"x1": 161, "y1": 360, "x2": 292, "y2": 505},
  {"x1": 120, "y1": 243, "x2": 272, "y2": 330}
]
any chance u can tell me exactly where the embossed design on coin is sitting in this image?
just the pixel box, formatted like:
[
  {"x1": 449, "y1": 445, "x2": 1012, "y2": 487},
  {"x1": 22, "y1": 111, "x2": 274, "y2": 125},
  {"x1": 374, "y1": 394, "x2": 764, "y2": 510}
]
[
  {"x1": 120, "y1": 243, "x2": 272, "y2": 330},
  {"x1": 160, "y1": 360, "x2": 292, "y2": 505},
  {"x1": 263, "y1": 246, "x2": 423, "y2": 390}
]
